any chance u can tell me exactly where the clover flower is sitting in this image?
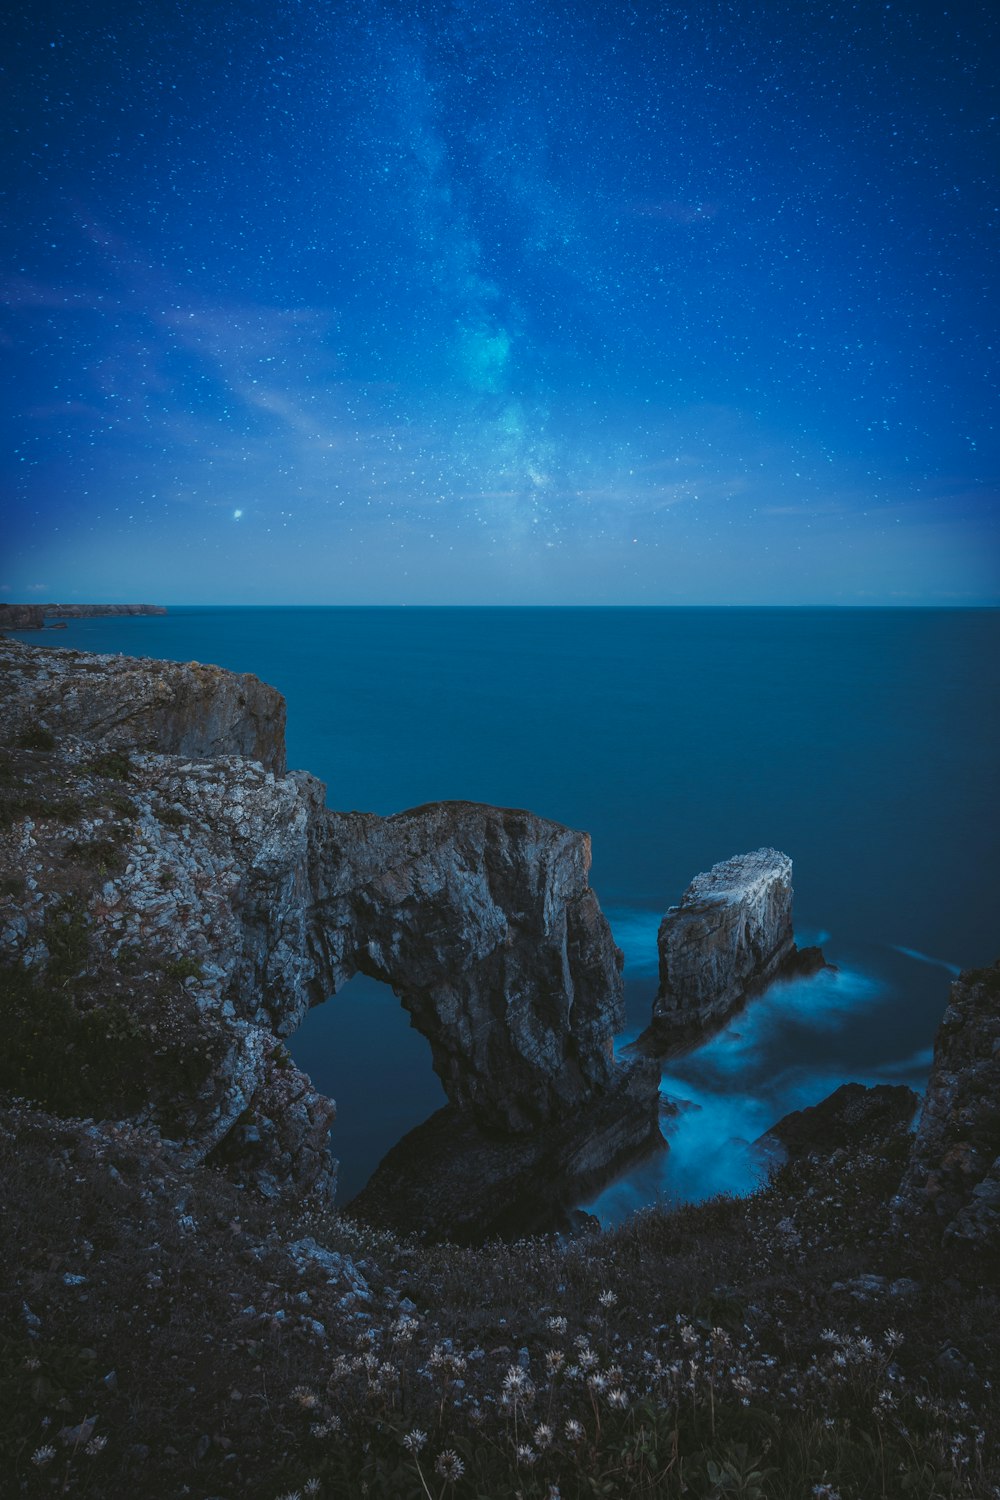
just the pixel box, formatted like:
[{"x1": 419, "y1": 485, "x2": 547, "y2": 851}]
[{"x1": 291, "y1": 1385, "x2": 319, "y2": 1410}]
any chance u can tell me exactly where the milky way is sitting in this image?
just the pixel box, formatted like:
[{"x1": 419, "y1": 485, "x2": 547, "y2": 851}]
[{"x1": 2, "y1": 0, "x2": 997, "y2": 602}]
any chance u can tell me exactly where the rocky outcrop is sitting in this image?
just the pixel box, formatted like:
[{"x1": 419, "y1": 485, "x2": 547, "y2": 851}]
[
  {"x1": 894, "y1": 962, "x2": 1000, "y2": 1251},
  {"x1": 0, "y1": 636, "x2": 653, "y2": 1226},
  {"x1": 0, "y1": 636, "x2": 286, "y2": 774},
  {"x1": 758, "y1": 1082, "x2": 919, "y2": 1163},
  {"x1": 636, "y1": 848, "x2": 827, "y2": 1055},
  {"x1": 0, "y1": 602, "x2": 166, "y2": 630}
]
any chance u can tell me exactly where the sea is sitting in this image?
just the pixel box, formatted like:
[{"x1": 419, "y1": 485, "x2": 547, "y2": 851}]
[{"x1": 17, "y1": 606, "x2": 999, "y2": 1222}]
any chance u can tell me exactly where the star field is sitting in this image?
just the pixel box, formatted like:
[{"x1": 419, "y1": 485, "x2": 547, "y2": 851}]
[{"x1": 1, "y1": 0, "x2": 998, "y2": 602}]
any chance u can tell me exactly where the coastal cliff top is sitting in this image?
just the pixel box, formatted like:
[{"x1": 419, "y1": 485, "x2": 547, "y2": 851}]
[{"x1": 0, "y1": 633, "x2": 286, "y2": 774}]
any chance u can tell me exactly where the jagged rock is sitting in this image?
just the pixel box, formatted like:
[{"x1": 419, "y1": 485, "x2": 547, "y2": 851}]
[
  {"x1": 0, "y1": 637, "x2": 652, "y2": 1224},
  {"x1": 635, "y1": 848, "x2": 828, "y2": 1055},
  {"x1": 0, "y1": 636, "x2": 285, "y2": 773},
  {"x1": 758, "y1": 1082, "x2": 919, "y2": 1162},
  {"x1": 894, "y1": 961, "x2": 1000, "y2": 1251}
]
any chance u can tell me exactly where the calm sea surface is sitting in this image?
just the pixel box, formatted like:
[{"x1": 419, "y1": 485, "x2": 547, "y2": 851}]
[{"x1": 22, "y1": 607, "x2": 1000, "y2": 1216}]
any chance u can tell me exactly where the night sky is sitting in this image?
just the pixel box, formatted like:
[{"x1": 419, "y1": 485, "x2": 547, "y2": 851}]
[{"x1": 2, "y1": 0, "x2": 998, "y2": 604}]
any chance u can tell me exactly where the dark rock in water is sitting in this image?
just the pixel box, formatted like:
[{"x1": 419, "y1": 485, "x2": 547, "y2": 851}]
[
  {"x1": 894, "y1": 961, "x2": 1000, "y2": 1251},
  {"x1": 759, "y1": 1082, "x2": 919, "y2": 1162},
  {"x1": 349, "y1": 1055, "x2": 662, "y2": 1243},
  {"x1": 633, "y1": 848, "x2": 831, "y2": 1057}
]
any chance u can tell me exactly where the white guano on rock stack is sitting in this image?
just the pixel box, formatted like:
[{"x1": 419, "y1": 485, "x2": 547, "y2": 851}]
[{"x1": 653, "y1": 847, "x2": 796, "y2": 1033}]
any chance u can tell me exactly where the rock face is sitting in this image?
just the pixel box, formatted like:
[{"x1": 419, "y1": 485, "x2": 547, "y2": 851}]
[
  {"x1": 0, "y1": 602, "x2": 167, "y2": 630},
  {"x1": 0, "y1": 635, "x2": 652, "y2": 1223},
  {"x1": 759, "y1": 1083, "x2": 919, "y2": 1162},
  {"x1": 310, "y1": 802, "x2": 626, "y2": 1133},
  {"x1": 0, "y1": 637, "x2": 286, "y2": 774},
  {"x1": 894, "y1": 962, "x2": 1000, "y2": 1251},
  {"x1": 637, "y1": 848, "x2": 825, "y2": 1055}
]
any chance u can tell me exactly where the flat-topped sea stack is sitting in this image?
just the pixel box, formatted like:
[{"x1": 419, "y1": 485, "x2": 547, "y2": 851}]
[{"x1": 635, "y1": 847, "x2": 828, "y2": 1056}]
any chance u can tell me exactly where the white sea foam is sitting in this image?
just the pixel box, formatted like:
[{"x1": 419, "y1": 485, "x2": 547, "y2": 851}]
[{"x1": 587, "y1": 961, "x2": 929, "y2": 1226}]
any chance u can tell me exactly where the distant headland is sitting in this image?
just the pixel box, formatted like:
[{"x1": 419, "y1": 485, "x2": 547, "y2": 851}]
[{"x1": 0, "y1": 602, "x2": 166, "y2": 631}]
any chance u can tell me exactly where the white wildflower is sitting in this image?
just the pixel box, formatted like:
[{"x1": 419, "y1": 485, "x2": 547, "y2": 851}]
[
  {"x1": 402, "y1": 1429, "x2": 427, "y2": 1454},
  {"x1": 564, "y1": 1417, "x2": 584, "y2": 1442},
  {"x1": 597, "y1": 1289, "x2": 618, "y2": 1309},
  {"x1": 434, "y1": 1450, "x2": 465, "y2": 1481},
  {"x1": 515, "y1": 1444, "x2": 537, "y2": 1465},
  {"x1": 31, "y1": 1445, "x2": 56, "y2": 1467}
]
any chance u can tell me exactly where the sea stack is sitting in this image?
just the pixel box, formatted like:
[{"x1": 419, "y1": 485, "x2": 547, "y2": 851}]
[{"x1": 637, "y1": 847, "x2": 826, "y2": 1055}]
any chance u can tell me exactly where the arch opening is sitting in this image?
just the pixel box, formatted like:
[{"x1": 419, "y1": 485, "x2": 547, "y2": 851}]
[{"x1": 288, "y1": 975, "x2": 447, "y2": 1204}]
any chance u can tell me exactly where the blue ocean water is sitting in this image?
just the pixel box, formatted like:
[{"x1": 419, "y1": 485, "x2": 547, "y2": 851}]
[{"x1": 23, "y1": 607, "x2": 1000, "y2": 1216}]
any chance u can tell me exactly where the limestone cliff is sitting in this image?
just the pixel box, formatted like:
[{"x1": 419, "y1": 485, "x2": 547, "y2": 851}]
[
  {"x1": 893, "y1": 961, "x2": 1000, "y2": 1251},
  {"x1": 0, "y1": 635, "x2": 651, "y2": 1228}
]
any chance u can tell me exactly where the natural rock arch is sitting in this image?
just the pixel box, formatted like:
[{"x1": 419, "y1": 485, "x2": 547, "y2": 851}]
[{"x1": 309, "y1": 801, "x2": 628, "y2": 1134}]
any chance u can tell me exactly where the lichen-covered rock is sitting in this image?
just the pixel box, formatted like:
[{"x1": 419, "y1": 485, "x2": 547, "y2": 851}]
[
  {"x1": 0, "y1": 635, "x2": 286, "y2": 773},
  {"x1": 894, "y1": 962, "x2": 1000, "y2": 1250}
]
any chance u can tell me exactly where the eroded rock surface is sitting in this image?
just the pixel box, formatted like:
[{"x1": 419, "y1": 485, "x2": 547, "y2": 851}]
[
  {"x1": 0, "y1": 636, "x2": 648, "y2": 1221},
  {"x1": 894, "y1": 962, "x2": 1000, "y2": 1250},
  {"x1": 0, "y1": 636, "x2": 286, "y2": 773},
  {"x1": 310, "y1": 801, "x2": 626, "y2": 1132},
  {"x1": 637, "y1": 848, "x2": 827, "y2": 1055}
]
